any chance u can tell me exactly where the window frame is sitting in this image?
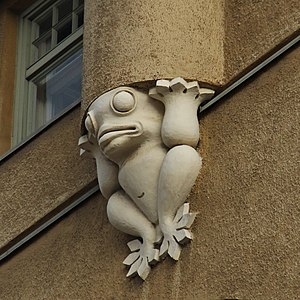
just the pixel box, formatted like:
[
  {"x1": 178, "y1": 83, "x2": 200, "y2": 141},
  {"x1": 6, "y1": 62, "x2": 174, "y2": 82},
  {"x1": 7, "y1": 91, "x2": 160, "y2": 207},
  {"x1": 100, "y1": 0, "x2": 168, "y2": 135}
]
[{"x1": 13, "y1": 0, "x2": 83, "y2": 145}]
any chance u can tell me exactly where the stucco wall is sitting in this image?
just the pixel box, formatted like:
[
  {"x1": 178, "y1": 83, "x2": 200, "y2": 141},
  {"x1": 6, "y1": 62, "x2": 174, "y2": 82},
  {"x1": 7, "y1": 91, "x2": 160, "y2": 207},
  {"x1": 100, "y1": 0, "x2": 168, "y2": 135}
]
[
  {"x1": 1, "y1": 44, "x2": 299, "y2": 300},
  {"x1": 224, "y1": 0, "x2": 300, "y2": 81},
  {"x1": 0, "y1": 107, "x2": 97, "y2": 254},
  {"x1": 81, "y1": 0, "x2": 300, "y2": 111},
  {"x1": 82, "y1": 0, "x2": 225, "y2": 111},
  {"x1": 0, "y1": 0, "x2": 299, "y2": 298}
]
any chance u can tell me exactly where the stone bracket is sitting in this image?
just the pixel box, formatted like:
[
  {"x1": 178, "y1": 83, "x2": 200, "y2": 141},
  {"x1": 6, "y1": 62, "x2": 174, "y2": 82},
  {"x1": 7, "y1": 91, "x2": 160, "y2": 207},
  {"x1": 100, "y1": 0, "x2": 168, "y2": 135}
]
[{"x1": 79, "y1": 77, "x2": 214, "y2": 280}]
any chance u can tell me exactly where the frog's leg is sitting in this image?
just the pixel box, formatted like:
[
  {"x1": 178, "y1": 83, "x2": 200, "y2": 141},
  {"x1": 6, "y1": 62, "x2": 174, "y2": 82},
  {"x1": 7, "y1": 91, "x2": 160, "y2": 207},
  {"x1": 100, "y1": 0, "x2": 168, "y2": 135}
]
[
  {"x1": 157, "y1": 145, "x2": 202, "y2": 260},
  {"x1": 149, "y1": 78, "x2": 213, "y2": 260},
  {"x1": 107, "y1": 190, "x2": 159, "y2": 280}
]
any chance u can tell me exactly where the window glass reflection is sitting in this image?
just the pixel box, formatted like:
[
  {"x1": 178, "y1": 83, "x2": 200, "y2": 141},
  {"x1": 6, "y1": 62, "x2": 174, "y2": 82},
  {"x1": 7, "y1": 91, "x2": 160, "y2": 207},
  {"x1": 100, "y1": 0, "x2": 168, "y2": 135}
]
[{"x1": 34, "y1": 49, "x2": 82, "y2": 127}]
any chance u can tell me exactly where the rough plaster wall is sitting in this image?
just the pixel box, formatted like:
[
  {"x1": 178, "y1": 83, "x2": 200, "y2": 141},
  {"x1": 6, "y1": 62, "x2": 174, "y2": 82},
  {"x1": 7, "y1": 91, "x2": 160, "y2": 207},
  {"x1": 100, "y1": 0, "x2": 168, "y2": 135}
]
[
  {"x1": 196, "y1": 46, "x2": 300, "y2": 298},
  {"x1": 224, "y1": 0, "x2": 300, "y2": 81},
  {"x1": 0, "y1": 45, "x2": 299, "y2": 300},
  {"x1": 82, "y1": 0, "x2": 225, "y2": 111},
  {"x1": 0, "y1": 108, "x2": 97, "y2": 251},
  {"x1": 81, "y1": 0, "x2": 300, "y2": 112}
]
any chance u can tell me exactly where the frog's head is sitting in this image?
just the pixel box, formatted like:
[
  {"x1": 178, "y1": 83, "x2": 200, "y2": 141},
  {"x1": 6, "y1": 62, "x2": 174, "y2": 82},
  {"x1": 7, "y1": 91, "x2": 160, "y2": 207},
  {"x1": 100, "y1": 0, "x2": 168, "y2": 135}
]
[{"x1": 83, "y1": 87, "x2": 164, "y2": 164}]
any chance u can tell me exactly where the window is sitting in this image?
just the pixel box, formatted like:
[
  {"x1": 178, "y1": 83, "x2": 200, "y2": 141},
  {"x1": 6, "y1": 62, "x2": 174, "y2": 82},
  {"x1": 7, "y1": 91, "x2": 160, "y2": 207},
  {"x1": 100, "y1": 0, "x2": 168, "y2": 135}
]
[{"x1": 13, "y1": 0, "x2": 84, "y2": 145}]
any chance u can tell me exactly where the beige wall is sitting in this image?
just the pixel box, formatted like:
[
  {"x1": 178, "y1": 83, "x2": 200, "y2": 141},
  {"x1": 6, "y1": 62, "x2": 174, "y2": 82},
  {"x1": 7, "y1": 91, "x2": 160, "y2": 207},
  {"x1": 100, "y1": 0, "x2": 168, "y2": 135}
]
[
  {"x1": 0, "y1": 0, "x2": 98, "y2": 256},
  {"x1": 0, "y1": 0, "x2": 299, "y2": 299},
  {"x1": 1, "y1": 45, "x2": 299, "y2": 300},
  {"x1": 0, "y1": 107, "x2": 97, "y2": 253},
  {"x1": 82, "y1": 0, "x2": 225, "y2": 113},
  {"x1": 224, "y1": 0, "x2": 300, "y2": 81},
  {"x1": 82, "y1": 0, "x2": 300, "y2": 111}
]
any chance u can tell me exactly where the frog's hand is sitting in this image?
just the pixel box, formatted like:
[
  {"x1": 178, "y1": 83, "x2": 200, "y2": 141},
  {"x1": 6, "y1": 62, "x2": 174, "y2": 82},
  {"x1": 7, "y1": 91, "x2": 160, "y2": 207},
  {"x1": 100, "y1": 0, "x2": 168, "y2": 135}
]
[
  {"x1": 107, "y1": 191, "x2": 159, "y2": 280},
  {"x1": 79, "y1": 134, "x2": 120, "y2": 199},
  {"x1": 157, "y1": 145, "x2": 201, "y2": 260},
  {"x1": 149, "y1": 77, "x2": 214, "y2": 148}
]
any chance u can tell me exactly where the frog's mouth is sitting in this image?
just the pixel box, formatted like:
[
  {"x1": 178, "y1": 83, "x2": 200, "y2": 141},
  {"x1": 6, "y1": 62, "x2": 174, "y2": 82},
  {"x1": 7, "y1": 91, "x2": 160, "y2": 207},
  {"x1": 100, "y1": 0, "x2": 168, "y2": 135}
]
[{"x1": 98, "y1": 122, "x2": 143, "y2": 149}]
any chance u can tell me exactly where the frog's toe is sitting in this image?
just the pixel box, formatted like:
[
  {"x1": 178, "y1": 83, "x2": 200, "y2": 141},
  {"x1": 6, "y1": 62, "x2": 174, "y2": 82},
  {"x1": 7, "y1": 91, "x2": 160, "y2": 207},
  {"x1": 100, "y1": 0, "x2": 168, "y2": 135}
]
[
  {"x1": 159, "y1": 236, "x2": 182, "y2": 260},
  {"x1": 159, "y1": 203, "x2": 197, "y2": 260},
  {"x1": 123, "y1": 239, "x2": 159, "y2": 280},
  {"x1": 174, "y1": 203, "x2": 197, "y2": 244}
]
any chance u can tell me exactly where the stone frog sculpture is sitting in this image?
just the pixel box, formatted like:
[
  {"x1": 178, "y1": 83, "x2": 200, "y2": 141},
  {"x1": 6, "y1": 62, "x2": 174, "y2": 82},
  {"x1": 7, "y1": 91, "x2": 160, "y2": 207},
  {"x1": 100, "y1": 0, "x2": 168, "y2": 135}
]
[{"x1": 79, "y1": 77, "x2": 214, "y2": 280}]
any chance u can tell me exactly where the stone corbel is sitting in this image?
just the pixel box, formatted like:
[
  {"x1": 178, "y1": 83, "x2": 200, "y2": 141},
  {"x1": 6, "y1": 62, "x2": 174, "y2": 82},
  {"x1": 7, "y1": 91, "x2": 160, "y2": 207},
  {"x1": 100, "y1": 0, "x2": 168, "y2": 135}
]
[{"x1": 79, "y1": 77, "x2": 214, "y2": 280}]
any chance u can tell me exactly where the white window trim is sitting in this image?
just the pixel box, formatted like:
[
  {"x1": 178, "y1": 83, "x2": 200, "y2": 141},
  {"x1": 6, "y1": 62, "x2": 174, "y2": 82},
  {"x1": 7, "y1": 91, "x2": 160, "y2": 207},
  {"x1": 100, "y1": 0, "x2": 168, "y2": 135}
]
[{"x1": 26, "y1": 27, "x2": 83, "y2": 79}]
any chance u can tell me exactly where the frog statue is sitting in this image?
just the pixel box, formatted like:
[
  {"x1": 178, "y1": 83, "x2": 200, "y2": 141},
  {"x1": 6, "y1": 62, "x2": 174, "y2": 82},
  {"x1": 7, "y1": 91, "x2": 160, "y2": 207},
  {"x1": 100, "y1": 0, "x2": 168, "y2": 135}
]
[{"x1": 79, "y1": 77, "x2": 214, "y2": 280}]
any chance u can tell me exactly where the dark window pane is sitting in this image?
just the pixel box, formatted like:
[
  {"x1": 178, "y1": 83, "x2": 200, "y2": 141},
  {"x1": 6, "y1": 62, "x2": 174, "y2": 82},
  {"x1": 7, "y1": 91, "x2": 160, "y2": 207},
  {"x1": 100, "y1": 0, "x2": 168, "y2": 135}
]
[
  {"x1": 77, "y1": 10, "x2": 84, "y2": 27},
  {"x1": 56, "y1": 19, "x2": 72, "y2": 43},
  {"x1": 57, "y1": 0, "x2": 73, "y2": 22},
  {"x1": 37, "y1": 12, "x2": 52, "y2": 36},
  {"x1": 78, "y1": 0, "x2": 84, "y2": 7}
]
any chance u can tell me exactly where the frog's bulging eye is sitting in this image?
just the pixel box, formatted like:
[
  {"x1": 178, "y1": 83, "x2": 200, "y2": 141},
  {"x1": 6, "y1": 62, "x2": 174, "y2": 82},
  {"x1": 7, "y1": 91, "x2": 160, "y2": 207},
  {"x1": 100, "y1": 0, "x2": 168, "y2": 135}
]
[
  {"x1": 111, "y1": 91, "x2": 136, "y2": 114},
  {"x1": 85, "y1": 112, "x2": 98, "y2": 136}
]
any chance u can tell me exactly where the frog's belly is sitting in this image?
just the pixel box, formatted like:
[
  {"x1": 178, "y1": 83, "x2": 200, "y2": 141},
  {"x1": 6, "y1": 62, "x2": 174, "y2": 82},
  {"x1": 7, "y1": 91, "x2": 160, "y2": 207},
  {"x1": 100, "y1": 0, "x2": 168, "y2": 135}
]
[{"x1": 118, "y1": 148, "x2": 166, "y2": 224}]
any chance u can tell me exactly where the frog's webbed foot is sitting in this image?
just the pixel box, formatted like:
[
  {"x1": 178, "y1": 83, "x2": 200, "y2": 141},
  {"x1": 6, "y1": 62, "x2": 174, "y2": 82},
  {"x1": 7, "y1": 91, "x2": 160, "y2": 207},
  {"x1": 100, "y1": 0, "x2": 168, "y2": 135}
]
[
  {"x1": 107, "y1": 190, "x2": 159, "y2": 280},
  {"x1": 159, "y1": 203, "x2": 197, "y2": 260},
  {"x1": 123, "y1": 239, "x2": 159, "y2": 280}
]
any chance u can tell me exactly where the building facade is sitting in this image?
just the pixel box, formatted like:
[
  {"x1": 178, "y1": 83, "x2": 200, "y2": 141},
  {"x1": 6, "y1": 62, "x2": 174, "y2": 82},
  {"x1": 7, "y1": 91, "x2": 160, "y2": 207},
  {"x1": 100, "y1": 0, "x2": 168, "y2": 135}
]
[{"x1": 0, "y1": 0, "x2": 299, "y2": 298}]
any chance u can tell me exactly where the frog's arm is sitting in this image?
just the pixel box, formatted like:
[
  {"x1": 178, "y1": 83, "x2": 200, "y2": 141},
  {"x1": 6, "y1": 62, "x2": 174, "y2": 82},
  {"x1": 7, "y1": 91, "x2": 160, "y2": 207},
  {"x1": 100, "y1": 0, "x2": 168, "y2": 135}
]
[
  {"x1": 79, "y1": 134, "x2": 120, "y2": 200},
  {"x1": 149, "y1": 77, "x2": 214, "y2": 148},
  {"x1": 149, "y1": 78, "x2": 214, "y2": 260}
]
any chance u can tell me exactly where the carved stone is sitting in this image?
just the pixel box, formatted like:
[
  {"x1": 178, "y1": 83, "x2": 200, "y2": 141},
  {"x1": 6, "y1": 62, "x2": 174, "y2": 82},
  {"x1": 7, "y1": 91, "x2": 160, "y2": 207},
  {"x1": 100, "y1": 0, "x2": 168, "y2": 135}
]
[{"x1": 79, "y1": 77, "x2": 214, "y2": 280}]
